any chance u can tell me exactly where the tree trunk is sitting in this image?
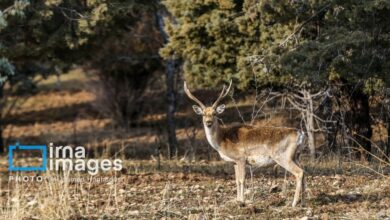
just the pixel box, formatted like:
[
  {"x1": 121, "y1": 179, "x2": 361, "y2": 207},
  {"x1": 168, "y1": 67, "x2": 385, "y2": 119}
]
[
  {"x1": 0, "y1": 85, "x2": 4, "y2": 154},
  {"x1": 347, "y1": 89, "x2": 372, "y2": 161},
  {"x1": 323, "y1": 96, "x2": 338, "y2": 153},
  {"x1": 305, "y1": 113, "x2": 316, "y2": 158},
  {"x1": 386, "y1": 115, "x2": 390, "y2": 159},
  {"x1": 303, "y1": 89, "x2": 316, "y2": 159},
  {"x1": 165, "y1": 60, "x2": 178, "y2": 159},
  {"x1": 0, "y1": 122, "x2": 3, "y2": 154},
  {"x1": 157, "y1": 9, "x2": 178, "y2": 159}
]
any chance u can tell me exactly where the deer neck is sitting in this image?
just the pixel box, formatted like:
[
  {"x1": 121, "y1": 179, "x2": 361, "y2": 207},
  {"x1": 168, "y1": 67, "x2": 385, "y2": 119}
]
[{"x1": 204, "y1": 121, "x2": 222, "y2": 151}]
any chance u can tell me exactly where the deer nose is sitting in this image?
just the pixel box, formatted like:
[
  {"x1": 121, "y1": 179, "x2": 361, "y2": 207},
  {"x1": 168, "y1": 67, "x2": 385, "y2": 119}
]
[{"x1": 205, "y1": 121, "x2": 213, "y2": 127}]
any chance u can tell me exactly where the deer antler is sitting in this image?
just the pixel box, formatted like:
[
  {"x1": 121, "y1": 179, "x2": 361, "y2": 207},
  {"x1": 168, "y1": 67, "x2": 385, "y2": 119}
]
[
  {"x1": 183, "y1": 81, "x2": 206, "y2": 109},
  {"x1": 212, "y1": 79, "x2": 233, "y2": 108}
]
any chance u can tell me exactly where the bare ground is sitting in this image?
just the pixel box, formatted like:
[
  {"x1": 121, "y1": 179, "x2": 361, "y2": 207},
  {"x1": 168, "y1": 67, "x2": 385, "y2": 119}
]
[{"x1": 1, "y1": 160, "x2": 390, "y2": 219}]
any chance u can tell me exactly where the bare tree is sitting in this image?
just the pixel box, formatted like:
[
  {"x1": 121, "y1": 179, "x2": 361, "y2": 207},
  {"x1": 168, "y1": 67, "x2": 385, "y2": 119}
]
[{"x1": 286, "y1": 87, "x2": 329, "y2": 159}]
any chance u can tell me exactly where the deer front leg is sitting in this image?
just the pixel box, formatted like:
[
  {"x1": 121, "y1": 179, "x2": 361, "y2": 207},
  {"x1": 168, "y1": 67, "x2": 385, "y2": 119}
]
[
  {"x1": 234, "y1": 162, "x2": 246, "y2": 203},
  {"x1": 234, "y1": 164, "x2": 240, "y2": 201}
]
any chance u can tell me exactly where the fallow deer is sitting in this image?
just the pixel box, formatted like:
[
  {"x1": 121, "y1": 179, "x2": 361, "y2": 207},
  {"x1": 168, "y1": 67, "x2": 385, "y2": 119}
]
[{"x1": 184, "y1": 80, "x2": 305, "y2": 207}]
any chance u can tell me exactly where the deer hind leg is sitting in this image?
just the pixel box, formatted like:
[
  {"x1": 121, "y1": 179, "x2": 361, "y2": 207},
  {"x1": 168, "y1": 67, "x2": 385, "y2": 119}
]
[
  {"x1": 234, "y1": 162, "x2": 246, "y2": 203},
  {"x1": 274, "y1": 158, "x2": 305, "y2": 207}
]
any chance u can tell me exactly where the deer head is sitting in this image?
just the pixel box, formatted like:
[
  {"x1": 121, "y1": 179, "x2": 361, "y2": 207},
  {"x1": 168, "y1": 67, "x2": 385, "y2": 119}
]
[{"x1": 184, "y1": 80, "x2": 232, "y2": 128}]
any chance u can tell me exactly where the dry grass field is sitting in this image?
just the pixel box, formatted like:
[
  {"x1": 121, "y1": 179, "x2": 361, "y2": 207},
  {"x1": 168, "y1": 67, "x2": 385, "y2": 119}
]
[{"x1": 1, "y1": 70, "x2": 389, "y2": 219}]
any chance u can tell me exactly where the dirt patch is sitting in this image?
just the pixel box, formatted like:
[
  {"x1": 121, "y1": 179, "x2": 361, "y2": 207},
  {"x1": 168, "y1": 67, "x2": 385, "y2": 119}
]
[{"x1": 1, "y1": 160, "x2": 389, "y2": 219}]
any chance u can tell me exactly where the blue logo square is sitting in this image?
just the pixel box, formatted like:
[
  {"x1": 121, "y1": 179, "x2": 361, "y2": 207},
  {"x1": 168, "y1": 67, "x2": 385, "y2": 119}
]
[{"x1": 8, "y1": 144, "x2": 47, "y2": 171}]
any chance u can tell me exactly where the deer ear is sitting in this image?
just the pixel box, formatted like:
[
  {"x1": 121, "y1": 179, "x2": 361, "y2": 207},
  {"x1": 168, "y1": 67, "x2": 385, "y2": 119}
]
[
  {"x1": 192, "y1": 105, "x2": 203, "y2": 115},
  {"x1": 216, "y1": 104, "x2": 225, "y2": 114}
]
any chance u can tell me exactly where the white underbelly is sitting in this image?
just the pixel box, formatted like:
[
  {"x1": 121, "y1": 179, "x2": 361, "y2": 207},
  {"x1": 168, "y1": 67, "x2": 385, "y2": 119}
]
[{"x1": 247, "y1": 155, "x2": 275, "y2": 167}]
